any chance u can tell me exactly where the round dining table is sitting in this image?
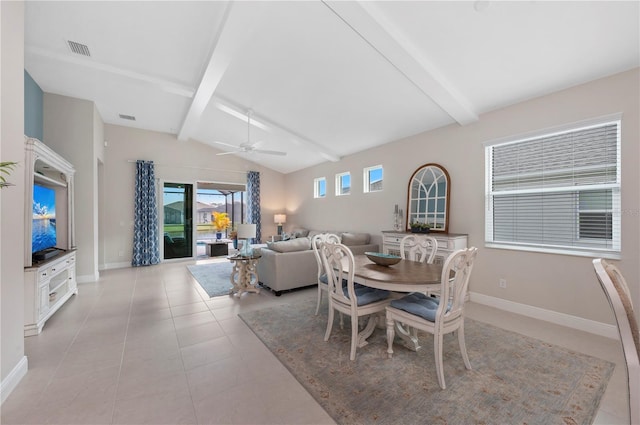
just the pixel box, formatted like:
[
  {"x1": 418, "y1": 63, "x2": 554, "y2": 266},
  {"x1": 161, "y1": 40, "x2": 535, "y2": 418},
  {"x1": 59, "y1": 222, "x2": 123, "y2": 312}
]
[{"x1": 343, "y1": 255, "x2": 445, "y2": 351}]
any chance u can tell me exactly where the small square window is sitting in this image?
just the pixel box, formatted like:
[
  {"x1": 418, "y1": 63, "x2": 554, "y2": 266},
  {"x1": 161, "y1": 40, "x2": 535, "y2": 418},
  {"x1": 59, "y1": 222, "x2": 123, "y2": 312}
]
[
  {"x1": 363, "y1": 165, "x2": 383, "y2": 193},
  {"x1": 335, "y1": 172, "x2": 351, "y2": 196},
  {"x1": 314, "y1": 177, "x2": 326, "y2": 199}
]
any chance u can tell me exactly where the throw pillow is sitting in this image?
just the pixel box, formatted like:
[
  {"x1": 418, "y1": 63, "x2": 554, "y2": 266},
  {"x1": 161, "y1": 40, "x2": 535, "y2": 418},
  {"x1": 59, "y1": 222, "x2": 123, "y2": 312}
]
[
  {"x1": 291, "y1": 228, "x2": 310, "y2": 238},
  {"x1": 268, "y1": 237, "x2": 311, "y2": 253},
  {"x1": 341, "y1": 232, "x2": 370, "y2": 246}
]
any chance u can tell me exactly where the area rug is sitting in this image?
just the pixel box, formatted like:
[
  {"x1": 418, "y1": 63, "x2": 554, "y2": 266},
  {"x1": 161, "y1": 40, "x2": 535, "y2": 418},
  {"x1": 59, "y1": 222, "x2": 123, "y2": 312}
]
[
  {"x1": 187, "y1": 261, "x2": 233, "y2": 297},
  {"x1": 239, "y1": 297, "x2": 614, "y2": 425}
]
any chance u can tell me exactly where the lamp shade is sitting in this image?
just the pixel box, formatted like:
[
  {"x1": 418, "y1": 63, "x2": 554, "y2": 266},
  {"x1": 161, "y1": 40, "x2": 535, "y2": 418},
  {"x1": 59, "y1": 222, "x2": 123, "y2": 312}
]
[
  {"x1": 237, "y1": 223, "x2": 256, "y2": 239},
  {"x1": 274, "y1": 214, "x2": 286, "y2": 224}
]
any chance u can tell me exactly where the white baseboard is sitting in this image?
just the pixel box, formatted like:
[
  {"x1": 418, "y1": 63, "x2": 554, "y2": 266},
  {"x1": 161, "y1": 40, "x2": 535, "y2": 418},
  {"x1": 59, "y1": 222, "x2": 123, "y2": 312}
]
[
  {"x1": 1, "y1": 356, "x2": 28, "y2": 405},
  {"x1": 469, "y1": 292, "x2": 618, "y2": 340},
  {"x1": 101, "y1": 261, "x2": 130, "y2": 271}
]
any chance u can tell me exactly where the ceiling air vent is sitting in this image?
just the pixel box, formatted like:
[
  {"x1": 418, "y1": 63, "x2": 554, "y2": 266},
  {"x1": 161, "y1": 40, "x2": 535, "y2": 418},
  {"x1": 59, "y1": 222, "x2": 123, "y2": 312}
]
[
  {"x1": 118, "y1": 114, "x2": 136, "y2": 121},
  {"x1": 67, "y1": 40, "x2": 91, "y2": 57}
]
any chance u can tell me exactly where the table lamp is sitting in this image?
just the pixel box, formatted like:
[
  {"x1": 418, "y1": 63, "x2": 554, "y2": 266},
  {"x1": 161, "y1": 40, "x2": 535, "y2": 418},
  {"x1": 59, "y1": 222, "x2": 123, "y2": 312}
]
[
  {"x1": 237, "y1": 223, "x2": 256, "y2": 257},
  {"x1": 274, "y1": 214, "x2": 286, "y2": 235}
]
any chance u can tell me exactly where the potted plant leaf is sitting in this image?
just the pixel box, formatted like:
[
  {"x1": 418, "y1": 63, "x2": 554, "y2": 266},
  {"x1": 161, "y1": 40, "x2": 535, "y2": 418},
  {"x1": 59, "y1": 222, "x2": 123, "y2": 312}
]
[
  {"x1": 0, "y1": 161, "x2": 18, "y2": 188},
  {"x1": 410, "y1": 221, "x2": 432, "y2": 234}
]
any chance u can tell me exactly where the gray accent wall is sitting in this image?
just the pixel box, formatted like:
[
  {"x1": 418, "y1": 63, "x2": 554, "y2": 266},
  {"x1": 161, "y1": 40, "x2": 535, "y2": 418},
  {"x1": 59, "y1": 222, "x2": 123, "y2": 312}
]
[{"x1": 24, "y1": 70, "x2": 43, "y2": 141}]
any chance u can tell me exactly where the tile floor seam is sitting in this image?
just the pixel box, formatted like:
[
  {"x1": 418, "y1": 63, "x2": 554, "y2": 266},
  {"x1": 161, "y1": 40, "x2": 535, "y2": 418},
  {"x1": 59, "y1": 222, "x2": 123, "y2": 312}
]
[
  {"x1": 165, "y1": 269, "x2": 201, "y2": 424},
  {"x1": 108, "y1": 273, "x2": 141, "y2": 425}
]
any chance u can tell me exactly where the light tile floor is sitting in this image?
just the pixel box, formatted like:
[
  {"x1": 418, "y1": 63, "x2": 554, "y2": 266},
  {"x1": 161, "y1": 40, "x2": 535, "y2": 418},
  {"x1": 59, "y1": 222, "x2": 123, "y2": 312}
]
[{"x1": 1, "y1": 258, "x2": 629, "y2": 424}]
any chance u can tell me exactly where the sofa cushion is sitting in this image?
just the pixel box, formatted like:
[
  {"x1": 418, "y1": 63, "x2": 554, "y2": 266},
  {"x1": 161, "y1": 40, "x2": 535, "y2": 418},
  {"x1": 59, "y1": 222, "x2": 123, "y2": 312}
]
[
  {"x1": 341, "y1": 232, "x2": 370, "y2": 246},
  {"x1": 267, "y1": 237, "x2": 311, "y2": 253}
]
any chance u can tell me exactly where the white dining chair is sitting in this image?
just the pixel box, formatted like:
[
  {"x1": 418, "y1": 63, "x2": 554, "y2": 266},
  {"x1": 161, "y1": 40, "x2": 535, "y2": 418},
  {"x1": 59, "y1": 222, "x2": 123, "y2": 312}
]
[
  {"x1": 399, "y1": 234, "x2": 438, "y2": 264},
  {"x1": 593, "y1": 258, "x2": 639, "y2": 425},
  {"x1": 322, "y1": 242, "x2": 392, "y2": 361},
  {"x1": 385, "y1": 247, "x2": 478, "y2": 389},
  {"x1": 312, "y1": 233, "x2": 341, "y2": 315}
]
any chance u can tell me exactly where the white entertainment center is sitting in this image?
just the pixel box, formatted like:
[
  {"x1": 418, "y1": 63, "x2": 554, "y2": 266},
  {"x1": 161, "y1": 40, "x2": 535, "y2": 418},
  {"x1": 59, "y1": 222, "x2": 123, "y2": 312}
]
[{"x1": 23, "y1": 137, "x2": 77, "y2": 336}]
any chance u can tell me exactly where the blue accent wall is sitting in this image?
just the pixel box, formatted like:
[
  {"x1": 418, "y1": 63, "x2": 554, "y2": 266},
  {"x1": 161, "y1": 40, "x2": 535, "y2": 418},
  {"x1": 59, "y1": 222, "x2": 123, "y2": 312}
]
[{"x1": 24, "y1": 70, "x2": 43, "y2": 140}]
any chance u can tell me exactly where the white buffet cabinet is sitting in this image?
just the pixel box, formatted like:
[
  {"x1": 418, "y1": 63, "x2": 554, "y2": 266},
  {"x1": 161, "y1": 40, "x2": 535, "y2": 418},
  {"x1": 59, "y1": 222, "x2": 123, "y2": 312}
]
[
  {"x1": 24, "y1": 250, "x2": 77, "y2": 336},
  {"x1": 381, "y1": 231, "x2": 468, "y2": 264}
]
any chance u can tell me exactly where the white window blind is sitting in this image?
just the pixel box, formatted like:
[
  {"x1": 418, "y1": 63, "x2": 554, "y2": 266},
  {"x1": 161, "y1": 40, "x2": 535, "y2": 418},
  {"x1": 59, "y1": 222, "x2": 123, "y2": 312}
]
[{"x1": 485, "y1": 117, "x2": 621, "y2": 258}]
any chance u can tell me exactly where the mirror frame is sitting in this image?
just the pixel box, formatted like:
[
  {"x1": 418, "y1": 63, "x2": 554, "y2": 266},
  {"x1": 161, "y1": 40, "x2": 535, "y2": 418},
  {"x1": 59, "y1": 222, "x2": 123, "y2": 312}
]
[{"x1": 406, "y1": 163, "x2": 451, "y2": 233}]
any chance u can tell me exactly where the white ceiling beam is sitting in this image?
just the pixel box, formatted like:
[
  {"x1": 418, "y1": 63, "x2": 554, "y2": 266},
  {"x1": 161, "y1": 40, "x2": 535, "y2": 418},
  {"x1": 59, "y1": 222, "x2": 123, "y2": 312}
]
[
  {"x1": 323, "y1": 1, "x2": 479, "y2": 126},
  {"x1": 25, "y1": 46, "x2": 195, "y2": 98},
  {"x1": 212, "y1": 96, "x2": 341, "y2": 162},
  {"x1": 177, "y1": 2, "x2": 266, "y2": 142}
]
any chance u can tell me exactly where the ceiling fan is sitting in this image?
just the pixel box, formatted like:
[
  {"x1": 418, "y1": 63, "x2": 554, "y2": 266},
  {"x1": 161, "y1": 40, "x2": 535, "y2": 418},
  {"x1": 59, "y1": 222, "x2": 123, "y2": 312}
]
[{"x1": 215, "y1": 110, "x2": 287, "y2": 157}]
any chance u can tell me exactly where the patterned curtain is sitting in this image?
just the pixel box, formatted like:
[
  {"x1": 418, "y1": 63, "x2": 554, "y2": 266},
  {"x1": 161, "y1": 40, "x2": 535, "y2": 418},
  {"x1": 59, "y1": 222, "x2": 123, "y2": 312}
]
[
  {"x1": 247, "y1": 171, "x2": 261, "y2": 243},
  {"x1": 132, "y1": 160, "x2": 160, "y2": 266}
]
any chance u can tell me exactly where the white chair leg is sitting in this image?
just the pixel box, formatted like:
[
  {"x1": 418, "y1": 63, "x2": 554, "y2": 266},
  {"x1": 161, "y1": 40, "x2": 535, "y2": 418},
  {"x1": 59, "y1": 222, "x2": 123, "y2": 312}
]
[
  {"x1": 458, "y1": 323, "x2": 472, "y2": 370},
  {"x1": 324, "y1": 306, "x2": 334, "y2": 341},
  {"x1": 350, "y1": 314, "x2": 358, "y2": 360},
  {"x1": 315, "y1": 285, "x2": 322, "y2": 315},
  {"x1": 386, "y1": 313, "x2": 395, "y2": 358},
  {"x1": 434, "y1": 332, "x2": 446, "y2": 389}
]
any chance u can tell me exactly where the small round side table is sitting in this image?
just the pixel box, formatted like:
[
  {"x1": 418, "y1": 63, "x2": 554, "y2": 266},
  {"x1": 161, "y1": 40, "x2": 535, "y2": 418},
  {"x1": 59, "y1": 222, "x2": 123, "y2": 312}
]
[{"x1": 228, "y1": 253, "x2": 262, "y2": 297}]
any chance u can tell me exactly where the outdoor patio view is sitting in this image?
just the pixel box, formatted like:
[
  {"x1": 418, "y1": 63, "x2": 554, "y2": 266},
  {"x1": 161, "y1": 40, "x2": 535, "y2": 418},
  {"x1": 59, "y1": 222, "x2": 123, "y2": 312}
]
[{"x1": 163, "y1": 182, "x2": 246, "y2": 259}]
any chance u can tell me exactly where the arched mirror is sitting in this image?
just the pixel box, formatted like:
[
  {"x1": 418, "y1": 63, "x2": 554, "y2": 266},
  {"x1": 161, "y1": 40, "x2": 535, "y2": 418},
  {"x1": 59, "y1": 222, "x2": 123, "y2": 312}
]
[{"x1": 406, "y1": 163, "x2": 450, "y2": 233}]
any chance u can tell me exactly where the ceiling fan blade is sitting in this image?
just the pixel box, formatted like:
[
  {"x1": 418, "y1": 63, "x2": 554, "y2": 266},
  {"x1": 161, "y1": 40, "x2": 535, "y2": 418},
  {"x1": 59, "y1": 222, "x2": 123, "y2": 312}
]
[
  {"x1": 253, "y1": 149, "x2": 287, "y2": 156},
  {"x1": 215, "y1": 151, "x2": 239, "y2": 156},
  {"x1": 213, "y1": 141, "x2": 240, "y2": 149}
]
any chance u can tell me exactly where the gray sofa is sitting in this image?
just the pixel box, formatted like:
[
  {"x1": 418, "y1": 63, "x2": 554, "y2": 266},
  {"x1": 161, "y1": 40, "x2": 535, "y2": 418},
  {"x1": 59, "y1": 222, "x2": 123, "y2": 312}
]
[{"x1": 256, "y1": 230, "x2": 378, "y2": 296}]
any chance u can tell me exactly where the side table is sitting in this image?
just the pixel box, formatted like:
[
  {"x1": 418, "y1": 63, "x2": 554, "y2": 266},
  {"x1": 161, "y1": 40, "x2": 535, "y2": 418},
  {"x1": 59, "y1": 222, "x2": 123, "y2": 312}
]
[
  {"x1": 207, "y1": 239, "x2": 231, "y2": 257},
  {"x1": 228, "y1": 253, "x2": 262, "y2": 297}
]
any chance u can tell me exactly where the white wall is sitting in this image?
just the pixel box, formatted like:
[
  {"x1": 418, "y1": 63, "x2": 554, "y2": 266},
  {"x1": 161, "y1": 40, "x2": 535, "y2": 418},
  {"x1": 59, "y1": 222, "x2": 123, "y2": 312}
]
[
  {"x1": 43, "y1": 93, "x2": 101, "y2": 282},
  {"x1": 285, "y1": 68, "x2": 639, "y2": 326},
  {"x1": 1, "y1": 0, "x2": 27, "y2": 402},
  {"x1": 102, "y1": 124, "x2": 286, "y2": 268}
]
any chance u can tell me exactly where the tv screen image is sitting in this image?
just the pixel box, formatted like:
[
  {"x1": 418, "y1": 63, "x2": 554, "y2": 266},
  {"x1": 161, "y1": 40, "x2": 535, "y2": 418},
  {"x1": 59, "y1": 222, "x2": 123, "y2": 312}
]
[{"x1": 32, "y1": 184, "x2": 56, "y2": 253}]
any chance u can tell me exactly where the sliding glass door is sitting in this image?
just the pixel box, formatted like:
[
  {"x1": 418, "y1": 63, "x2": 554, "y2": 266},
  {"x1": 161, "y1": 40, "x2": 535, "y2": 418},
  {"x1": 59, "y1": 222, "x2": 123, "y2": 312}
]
[{"x1": 163, "y1": 182, "x2": 193, "y2": 259}]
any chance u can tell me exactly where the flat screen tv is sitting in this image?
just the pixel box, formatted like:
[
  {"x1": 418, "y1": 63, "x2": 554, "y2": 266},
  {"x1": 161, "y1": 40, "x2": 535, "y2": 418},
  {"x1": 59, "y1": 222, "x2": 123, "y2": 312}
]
[{"x1": 32, "y1": 184, "x2": 57, "y2": 254}]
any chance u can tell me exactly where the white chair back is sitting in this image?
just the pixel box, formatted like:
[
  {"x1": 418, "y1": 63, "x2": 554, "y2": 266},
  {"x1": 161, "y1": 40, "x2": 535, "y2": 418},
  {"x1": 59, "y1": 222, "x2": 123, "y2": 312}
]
[
  {"x1": 321, "y1": 242, "x2": 356, "y2": 308},
  {"x1": 439, "y1": 247, "x2": 477, "y2": 323},
  {"x1": 312, "y1": 233, "x2": 341, "y2": 281},
  {"x1": 311, "y1": 233, "x2": 341, "y2": 316},
  {"x1": 399, "y1": 234, "x2": 438, "y2": 264},
  {"x1": 593, "y1": 258, "x2": 639, "y2": 425}
]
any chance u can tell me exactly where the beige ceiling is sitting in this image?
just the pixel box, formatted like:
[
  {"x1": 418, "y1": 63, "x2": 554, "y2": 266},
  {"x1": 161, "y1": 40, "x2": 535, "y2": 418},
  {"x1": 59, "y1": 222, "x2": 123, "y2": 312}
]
[{"x1": 25, "y1": 1, "x2": 640, "y2": 174}]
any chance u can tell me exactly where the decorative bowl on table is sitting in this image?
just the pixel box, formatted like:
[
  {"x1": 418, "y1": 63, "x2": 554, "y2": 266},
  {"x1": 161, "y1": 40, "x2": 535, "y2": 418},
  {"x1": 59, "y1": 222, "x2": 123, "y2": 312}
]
[{"x1": 364, "y1": 252, "x2": 401, "y2": 266}]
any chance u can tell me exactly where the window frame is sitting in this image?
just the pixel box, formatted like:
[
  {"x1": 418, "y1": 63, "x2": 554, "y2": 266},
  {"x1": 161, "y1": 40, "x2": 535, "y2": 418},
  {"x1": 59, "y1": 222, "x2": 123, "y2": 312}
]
[
  {"x1": 484, "y1": 114, "x2": 621, "y2": 259},
  {"x1": 335, "y1": 172, "x2": 351, "y2": 196},
  {"x1": 363, "y1": 165, "x2": 383, "y2": 193},
  {"x1": 314, "y1": 177, "x2": 327, "y2": 199}
]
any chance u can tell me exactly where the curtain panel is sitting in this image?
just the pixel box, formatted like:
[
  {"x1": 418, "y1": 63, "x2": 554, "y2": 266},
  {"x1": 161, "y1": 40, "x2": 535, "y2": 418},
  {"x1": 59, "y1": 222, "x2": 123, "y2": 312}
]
[
  {"x1": 247, "y1": 171, "x2": 261, "y2": 243},
  {"x1": 132, "y1": 160, "x2": 160, "y2": 266}
]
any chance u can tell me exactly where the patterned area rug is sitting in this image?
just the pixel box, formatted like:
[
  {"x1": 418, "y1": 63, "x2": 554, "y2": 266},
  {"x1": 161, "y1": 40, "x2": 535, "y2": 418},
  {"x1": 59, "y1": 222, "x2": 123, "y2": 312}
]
[
  {"x1": 239, "y1": 296, "x2": 614, "y2": 425},
  {"x1": 187, "y1": 261, "x2": 233, "y2": 297}
]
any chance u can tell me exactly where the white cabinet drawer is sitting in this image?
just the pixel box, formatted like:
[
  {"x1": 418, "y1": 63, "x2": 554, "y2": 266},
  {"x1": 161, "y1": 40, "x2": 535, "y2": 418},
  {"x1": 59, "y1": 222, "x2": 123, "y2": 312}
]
[
  {"x1": 383, "y1": 236, "x2": 403, "y2": 245},
  {"x1": 381, "y1": 231, "x2": 467, "y2": 260}
]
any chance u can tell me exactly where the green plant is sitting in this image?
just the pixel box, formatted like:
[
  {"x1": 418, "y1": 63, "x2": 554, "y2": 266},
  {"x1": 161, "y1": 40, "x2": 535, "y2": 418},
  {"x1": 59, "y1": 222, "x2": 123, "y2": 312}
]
[
  {"x1": 410, "y1": 221, "x2": 432, "y2": 229},
  {"x1": 0, "y1": 161, "x2": 18, "y2": 188}
]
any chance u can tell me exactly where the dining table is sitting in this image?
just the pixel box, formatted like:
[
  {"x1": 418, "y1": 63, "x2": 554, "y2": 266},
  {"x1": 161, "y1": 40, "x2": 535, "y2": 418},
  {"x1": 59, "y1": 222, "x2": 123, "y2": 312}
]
[{"x1": 344, "y1": 254, "x2": 444, "y2": 351}]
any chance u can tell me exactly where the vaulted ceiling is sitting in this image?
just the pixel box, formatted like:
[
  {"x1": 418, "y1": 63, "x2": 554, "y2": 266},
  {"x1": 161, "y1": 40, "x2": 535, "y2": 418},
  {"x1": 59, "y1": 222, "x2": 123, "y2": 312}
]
[{"x1": 25, "y1": 1, "x2": 639, "y2": 174}]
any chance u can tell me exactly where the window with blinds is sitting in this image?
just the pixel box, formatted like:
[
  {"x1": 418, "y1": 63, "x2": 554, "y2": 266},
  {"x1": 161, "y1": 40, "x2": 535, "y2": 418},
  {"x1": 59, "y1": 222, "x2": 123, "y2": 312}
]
[{"x1": 485, "y1": 116, "x2": 621, "y2": 258}]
